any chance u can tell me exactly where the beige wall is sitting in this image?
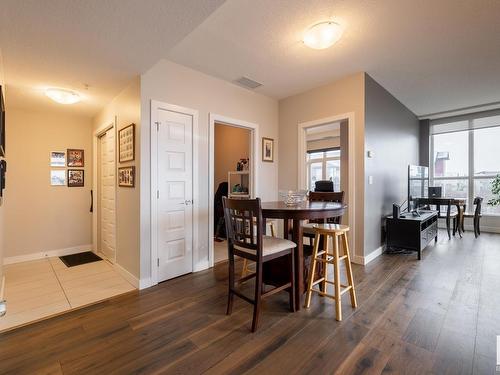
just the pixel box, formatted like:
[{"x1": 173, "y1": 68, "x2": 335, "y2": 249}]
[
  {"x1": 278, "y1": 72, "x2": 366, "y2": 258},
  {"x1": 214, "y1": 123, "x2": 250, "y2": 189},
  {"x1": 140, "y1": 60, "x2": 279, "y2": 283},
  {"x1": 92, "y1": 77, "x2": 141, "y2": 279},
  {"x1": 3, "y1": 108, "x2": 93, "y2": 259}
]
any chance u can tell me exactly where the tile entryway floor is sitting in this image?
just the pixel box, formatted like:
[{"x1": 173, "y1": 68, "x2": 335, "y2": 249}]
[{"x1": 0, "y1": 257, "x2": 135, "y2": 332}]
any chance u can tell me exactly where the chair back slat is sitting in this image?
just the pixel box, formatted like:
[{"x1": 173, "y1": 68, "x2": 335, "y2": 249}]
[
  {"x1": 309, "y1": 191, "x2": 345, "y2": 224},
  {"x1": 223, "y1": 197, "x2": 263, "y2": 256}
]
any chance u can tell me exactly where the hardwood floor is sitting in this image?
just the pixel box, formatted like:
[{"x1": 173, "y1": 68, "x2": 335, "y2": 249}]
[{"x1": 0, "y1": 231, "x2": 499, "y2": 374}]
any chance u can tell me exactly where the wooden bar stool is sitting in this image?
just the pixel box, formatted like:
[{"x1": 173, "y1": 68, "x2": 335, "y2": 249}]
[
  {"x1": 304, "y1": 223, "x2": 357, "y2": 321},
  {"x1": 241, "y1": 220, "x2": 277, "y2": 278}
]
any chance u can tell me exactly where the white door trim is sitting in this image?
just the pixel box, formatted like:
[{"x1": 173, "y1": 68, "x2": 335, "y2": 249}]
[
  {"x1": 92, "y1": 119, "x2": 117, "y2": 263},
  {"x1": 297, "y1": 112, "x2": 356, "y2": 257},
  {"x1": 208, "y1": 113, "x2": 259, "y2": 268},
  {"x1": 150, "y1": 100, "x2": 199, "y2": 286}
]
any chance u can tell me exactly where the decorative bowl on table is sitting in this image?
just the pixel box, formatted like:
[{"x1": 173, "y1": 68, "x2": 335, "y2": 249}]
[{"x1": 279, "y1": 190, "x2": 308, "y2": 206}]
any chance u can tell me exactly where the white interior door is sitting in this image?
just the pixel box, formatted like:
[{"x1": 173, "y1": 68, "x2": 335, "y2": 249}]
[
  {"x1": 155, "y1": 108, "x2": 193, "y2": 282},
  {"x1": 98, "y1": 128, "x2": 116, "y2": 262}
]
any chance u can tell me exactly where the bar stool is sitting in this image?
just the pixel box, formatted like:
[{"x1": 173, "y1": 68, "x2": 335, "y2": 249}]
[
  {"x1": 241, "y1": 220, "x2": 277, "y2": 278},
  {"x1": 304, "y1": 223, "x2": 357, "y2": 321}
]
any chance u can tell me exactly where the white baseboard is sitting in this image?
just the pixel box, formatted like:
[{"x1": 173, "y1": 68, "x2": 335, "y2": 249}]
[
  {"x1": 112, "y1": 263, "x2": 139, "y2": 289},
  {"x1": 193, "y1": 260, "x2": 210, "y2": 273},
  {"x1": 3, "y1": 244, "x2": 93, "y2": 265},
  {"x1": 139, "y1": 277, "x2": 152, "y2": 290},
  {"x1": 352, "y1": 245, "x2": 385, "y2": 266}
]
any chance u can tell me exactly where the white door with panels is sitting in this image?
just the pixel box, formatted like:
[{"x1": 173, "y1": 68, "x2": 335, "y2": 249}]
[
  {"x1": 98, "y1": 128, "x2": 116, "y2": 262},
  {"x1": 154, "y1": 106, "x2": 193, "y2": 282}
]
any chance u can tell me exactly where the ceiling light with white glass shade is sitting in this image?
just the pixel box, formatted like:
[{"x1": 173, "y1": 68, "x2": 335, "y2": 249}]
[
  {"x1": 45, "y1": 88, "x2": 81, "y2": 104},
  {"x1": 303, "y1": 21, "x2": 343, "y2": 50}
]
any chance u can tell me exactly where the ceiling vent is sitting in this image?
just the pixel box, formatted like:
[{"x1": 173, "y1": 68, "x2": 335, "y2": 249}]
[{"x1": 235, "y1": 76, "x2": 262, "y2": 90}]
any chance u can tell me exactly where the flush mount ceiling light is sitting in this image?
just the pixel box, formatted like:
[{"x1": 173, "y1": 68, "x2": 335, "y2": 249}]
[
  {"x1": 303, "y1": 21, "x2": 343, "y2": 50},
  {"x1": 45, "y1": 88, "x2": 81, "y2": 104}
]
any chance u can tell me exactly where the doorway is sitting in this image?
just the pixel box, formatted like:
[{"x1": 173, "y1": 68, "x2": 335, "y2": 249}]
[
  {"x1": 151, "y1": 101, "x2": 197, "y2": 283},
  {"x1": 213, "y1": 122, "x2": 252, "y2": 264},
  {"x1": 94, "y1": 123, "x2": 117, "y2": 263},
  {"x1": 208, "y1": 114, "x2": 259, "y2": 267},
  {"x1": 98, "y1": 127, "x2": 116, "y2": 262},
  {"x1": 298, "y1": 114, "x2": 356, "y2": 258}
]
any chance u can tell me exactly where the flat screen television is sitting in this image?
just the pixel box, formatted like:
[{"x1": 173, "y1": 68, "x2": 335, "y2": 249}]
[{"x1": 408, "y1": 165, "x2": 429, "y2": 210}]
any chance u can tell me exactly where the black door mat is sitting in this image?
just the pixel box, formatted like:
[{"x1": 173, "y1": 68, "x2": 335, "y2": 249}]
[{"x1": 59, "y1": 251, "x2": 103, "y2": 267}]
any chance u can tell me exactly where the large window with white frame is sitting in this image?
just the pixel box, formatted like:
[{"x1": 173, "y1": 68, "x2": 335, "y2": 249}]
[
  {"x1": 306, "y1": 148, "x2": 341, "y2": 191},
  {"x1": 430, "y1": 114, "x2": 500, "y2": 215}
]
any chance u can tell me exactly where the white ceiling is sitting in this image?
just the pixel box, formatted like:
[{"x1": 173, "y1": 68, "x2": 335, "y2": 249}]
[
  {"x1": 1, "y1": 0, "x2": 500, "y2": 117},
  {"x1": 0, "y1": 0, "x2": 225, "y2": 117},
  {"x1": 168, "y1": 0, "x2": 500, "y2": 116}
]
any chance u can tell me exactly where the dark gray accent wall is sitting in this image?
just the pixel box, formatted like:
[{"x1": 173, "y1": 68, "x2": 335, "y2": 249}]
[
  {"x1": 419, "y1": 119, "x2": 430, "y2": 167},
  {"x1": 364, "y1": 74, "x2": 419, "y2": 255}
]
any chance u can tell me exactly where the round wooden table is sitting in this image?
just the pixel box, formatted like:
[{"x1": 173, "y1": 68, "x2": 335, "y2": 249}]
[{"x1": 261, "y1": 201, "x2": 346, "y2": 310}]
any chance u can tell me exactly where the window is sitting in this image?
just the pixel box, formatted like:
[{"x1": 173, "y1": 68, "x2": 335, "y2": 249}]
[
  {"x1": 430, "y1": 115, "x2": 500, "y2": 215},
  {"x1": 306, "y1": 148, "x2": 341, "y2": 191}
]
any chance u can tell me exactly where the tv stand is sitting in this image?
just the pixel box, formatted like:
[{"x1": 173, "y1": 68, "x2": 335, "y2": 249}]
[{"x1": 386, "y1": 210, "x2": 438, "y2": 260}]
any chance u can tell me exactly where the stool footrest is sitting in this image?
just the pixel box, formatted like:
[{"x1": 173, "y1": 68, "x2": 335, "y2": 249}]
[
  {"x1": 309, "y1": 285, "x2": 352, "y2": 298},
  {"x1": 313, "y1": 255, "x2": 348, "y2": 264}
]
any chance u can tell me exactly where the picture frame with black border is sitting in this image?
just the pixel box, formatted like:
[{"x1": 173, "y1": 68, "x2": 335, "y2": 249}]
[
  {"x1": 118, "y1": 166, "x2": 135, "y2": 187},
  {"x1": 67, "y1": 169, "x2": 84, "y2": 187},
  {"x1": 119, "y1": 123, "x2": 135, "y2": 163}
]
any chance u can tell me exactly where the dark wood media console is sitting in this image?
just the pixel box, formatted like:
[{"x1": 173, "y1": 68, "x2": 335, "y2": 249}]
[{"x1": 386, "y1": 210, "x2": 438, "y2": 260}]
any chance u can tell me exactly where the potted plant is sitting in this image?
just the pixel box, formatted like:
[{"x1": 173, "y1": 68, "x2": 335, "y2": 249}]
[{"x1": 488, "y1": 175, "x2": 500, "y2": 207}]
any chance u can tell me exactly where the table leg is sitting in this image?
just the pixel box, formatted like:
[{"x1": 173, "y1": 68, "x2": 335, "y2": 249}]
[
  {"x1": 283, "y1": 219, "x2": 291, "y2": 240},
  {"x1": 291, "y1": 219, "x2": 303, "y2": 311}
]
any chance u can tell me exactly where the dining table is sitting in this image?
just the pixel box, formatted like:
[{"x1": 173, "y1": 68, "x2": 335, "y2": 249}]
[{"x1": 261, "y1": 200, "x2": 347, "y2": 311}]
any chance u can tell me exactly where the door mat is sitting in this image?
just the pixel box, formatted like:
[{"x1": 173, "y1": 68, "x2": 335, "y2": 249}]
[{"x1": 59, "y1": 251, "x2": 103, "y2": 267}]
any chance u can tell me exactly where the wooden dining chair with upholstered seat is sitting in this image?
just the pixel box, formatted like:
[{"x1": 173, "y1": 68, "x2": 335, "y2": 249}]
[
  {"x1": 223, "y1": 197, "x2": 296, "y2": 332},
  {"x1": 461, "y1": 197, "x2": 483, "y2": 238}
]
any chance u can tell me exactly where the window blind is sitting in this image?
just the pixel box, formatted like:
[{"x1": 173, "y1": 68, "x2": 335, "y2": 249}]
[{"x1": 430, "y1": 110, "x2": 500, "y2": 135}]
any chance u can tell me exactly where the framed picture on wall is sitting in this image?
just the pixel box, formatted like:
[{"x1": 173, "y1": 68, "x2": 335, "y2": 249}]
[
  {"x1": 118, "y1": 166, "x2": 135, "y2": 187},
  {"x1": 0, "y1": 85, "x2": 5, "y2": 157},
  {"x1": 67, "y1": 169, "x2": 84, "y2": 187},
  {"x1": 50, "y1": 151, "x2": 66, "y2": 167},
  {"x1": 262, "y1": 137, "x2": 274, "y2": 162},
  {"x1": 67, "y1": 149, "x2": 84, "y2": 167},
  {"x1": 119, "y1": 123, "x2": 135, "y2": 163},
  {"x1": 50, "y1": 169, "x2": 66, "y2": 186}
]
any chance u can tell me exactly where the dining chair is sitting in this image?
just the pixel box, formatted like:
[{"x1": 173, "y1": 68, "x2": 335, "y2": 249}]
[
  {"x1": 461, "y1": 197, "x2": 483, "y2": 238},
  {"x1": 241, "y1": 219, "x2": 277, "y2": 278},
  {"x1": 223, "y1": 197, "x2": 296, "y2": 332},
  {"x1": 314, "y1": 180, "x2": 334, "y2": 192}
]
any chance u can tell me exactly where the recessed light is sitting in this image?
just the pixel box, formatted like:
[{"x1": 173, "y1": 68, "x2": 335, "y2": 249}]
[
  {"x1": 45, "y1": 88, "x2": 81, "y2": 105},
  {"x1": 303, "y1": 21, "x2": 343, "y2": 50}
]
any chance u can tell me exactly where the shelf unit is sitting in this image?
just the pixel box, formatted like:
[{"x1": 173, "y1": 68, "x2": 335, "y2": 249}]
[{"x1": 228, "y1": 171, "x2": 251, "y2": 199}]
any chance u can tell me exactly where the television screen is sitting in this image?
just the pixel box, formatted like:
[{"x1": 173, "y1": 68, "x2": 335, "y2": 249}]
[{"x1": 408, "y1": 165, "x2": 429, "y2": 209}]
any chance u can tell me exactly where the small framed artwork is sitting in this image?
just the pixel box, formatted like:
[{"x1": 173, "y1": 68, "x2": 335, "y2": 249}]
[
  {"x1": 119, "y1": 123, "x2": 135, "y2": 163},
  {"x1": 50, "y1": 151, "x2": 66, "y2": 167},
  {"x1": 67, "y1": 169, "x2": 84, "y2": 187},
  {"x1": 50, "y1": 169, "x2": 66, "y2": 186},
  {"x1": 118, "y1": 166, "x2": 135, "y2": 187},
  {"x1": 262, "y1": 137, "x2": 274, "y2": 162},
  {"x1": 67, "y1": 149, "x2": 84, "y2": 167}
]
